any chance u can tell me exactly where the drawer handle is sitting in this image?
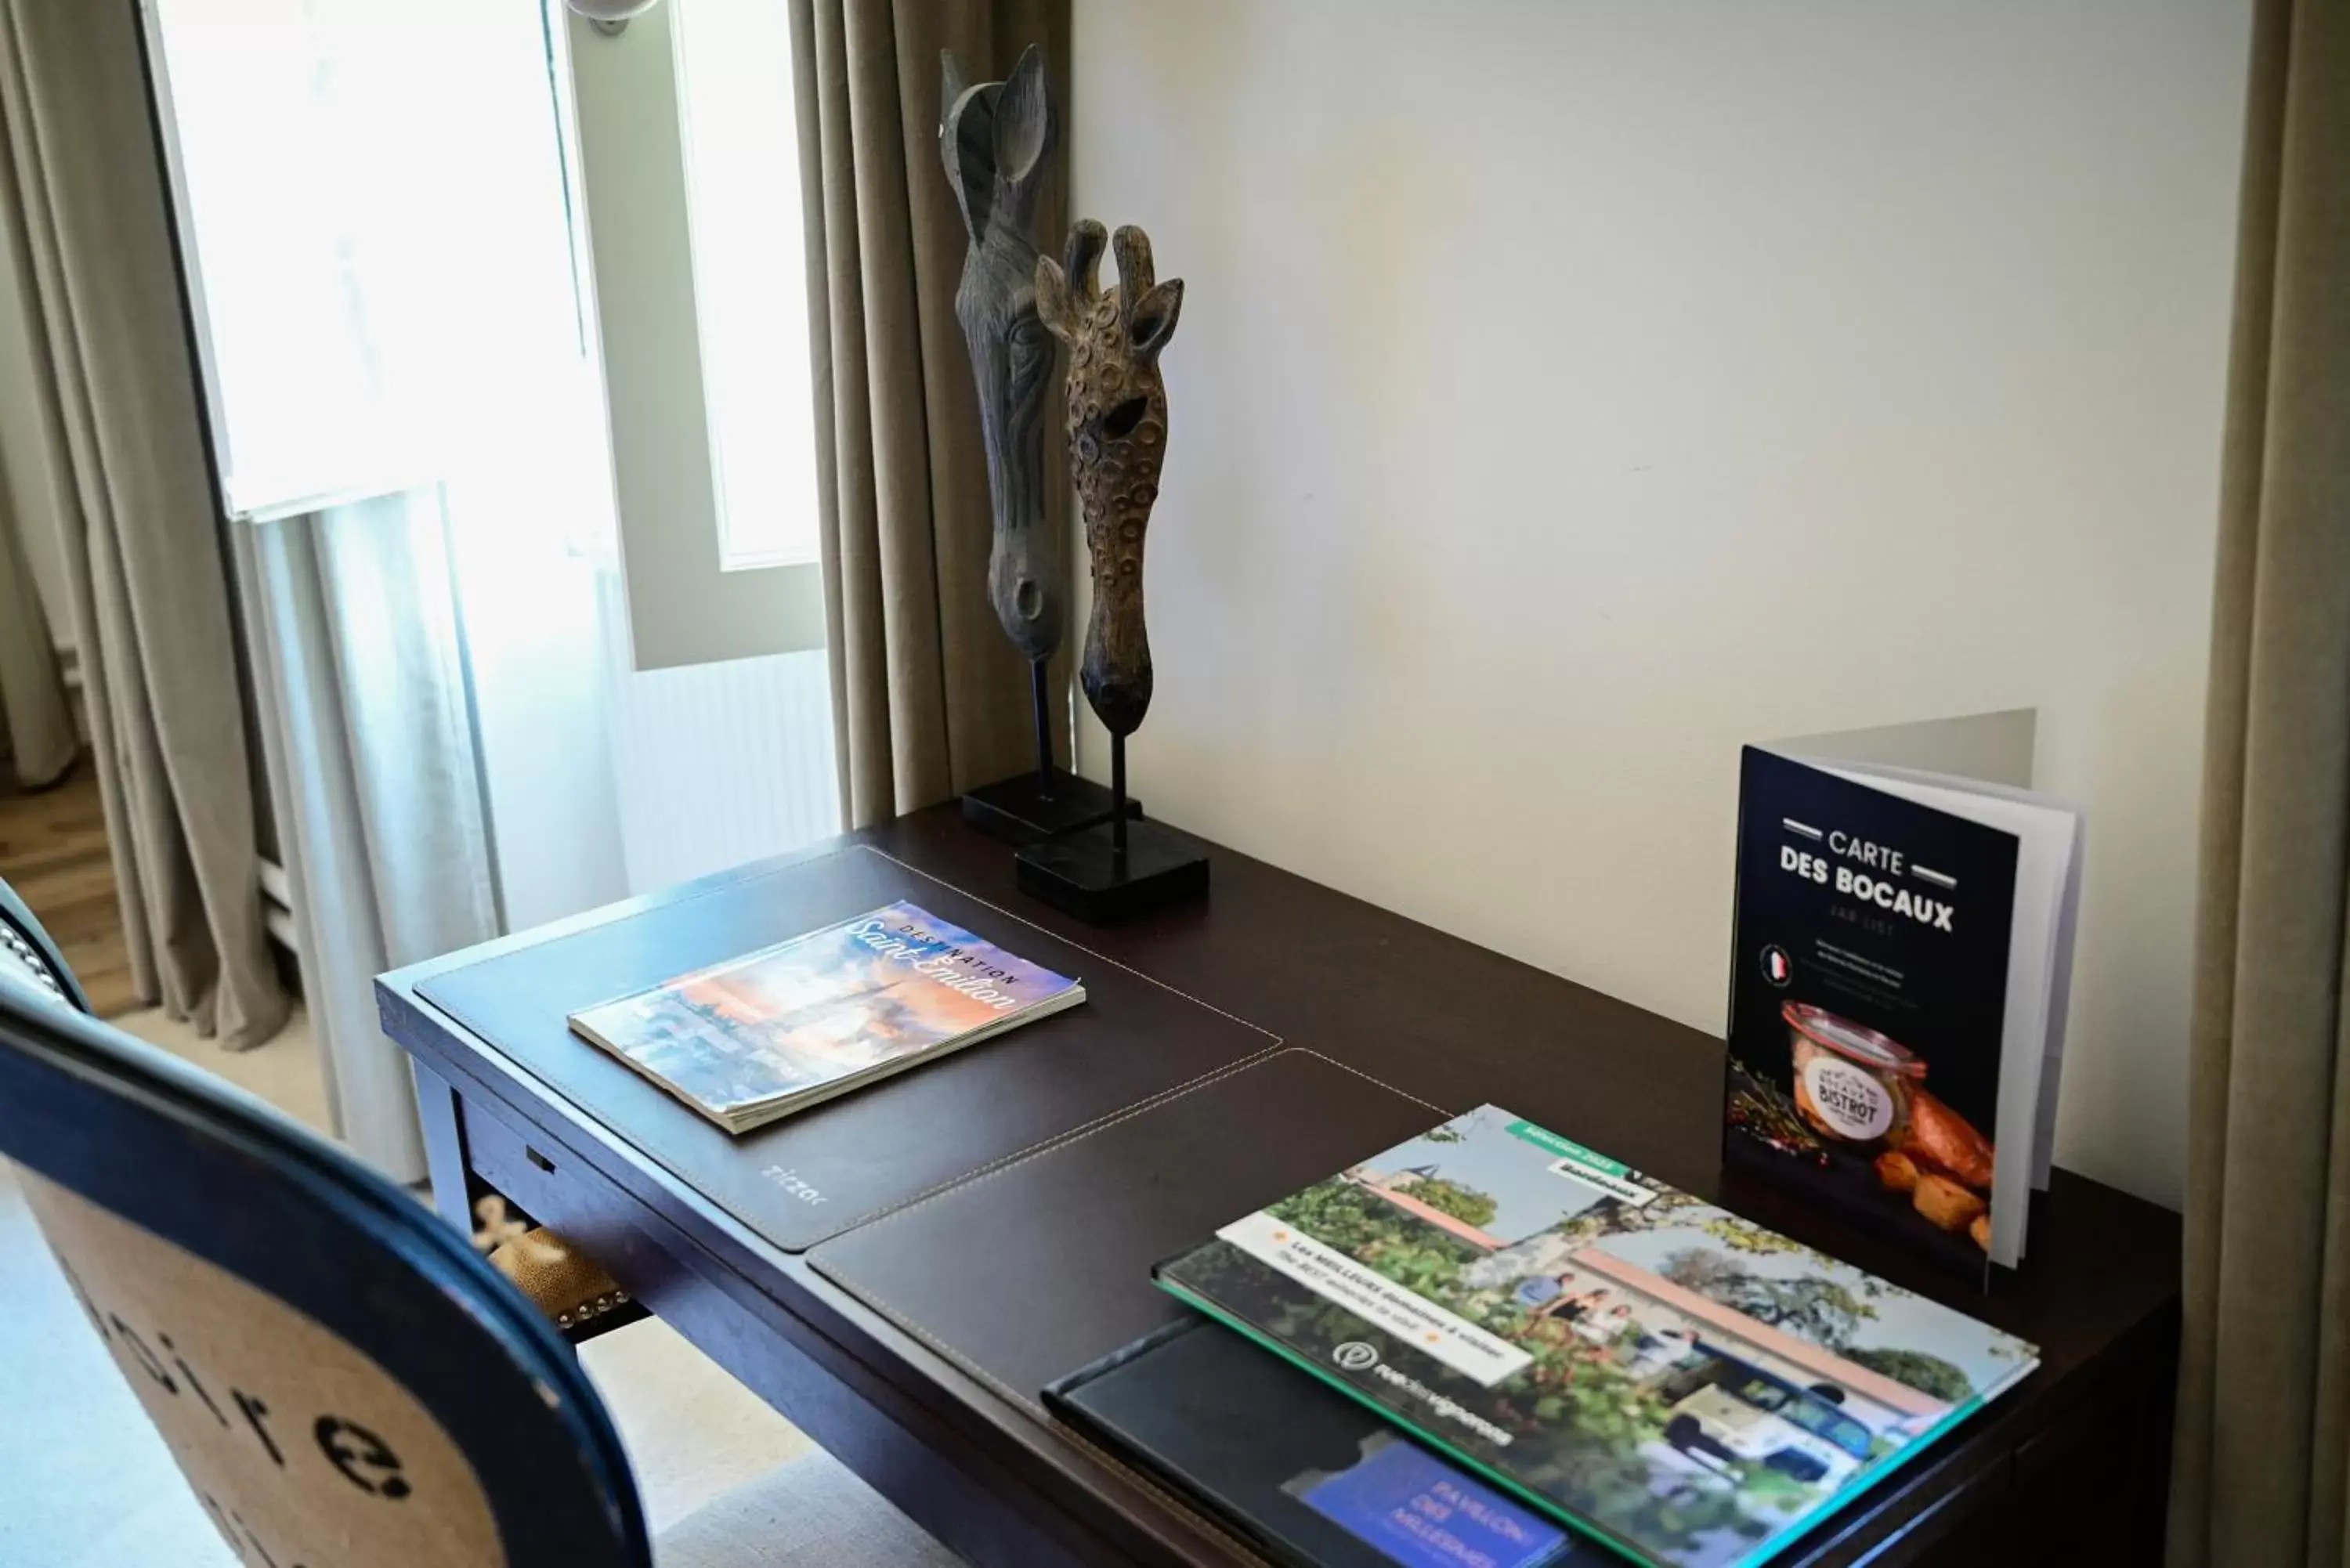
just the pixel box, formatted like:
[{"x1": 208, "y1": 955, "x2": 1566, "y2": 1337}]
[{"x1": 526, "y1": 1145, "x2": 555, "y2": 1174}]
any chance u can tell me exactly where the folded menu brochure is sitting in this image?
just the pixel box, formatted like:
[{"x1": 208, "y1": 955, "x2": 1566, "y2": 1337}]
[
  {"x1": 1154, "y1": 1104, "x2": 2038, "y2": 1568},
  {"x1": 567, "y1": 902, "x2": 1083, "y2": 1133},
  {"x1": 1725, "y1": 744, "x2": 2084, "y2": 1280}
]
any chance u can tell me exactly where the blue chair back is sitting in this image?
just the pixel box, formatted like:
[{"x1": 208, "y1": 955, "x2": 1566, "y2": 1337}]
[
  {"x1": 0, "y1": 883, "x2": 652, "y2": 1568},
  {"x1": 0, "y1": 876, "x2": 89, "y2": 1012}
]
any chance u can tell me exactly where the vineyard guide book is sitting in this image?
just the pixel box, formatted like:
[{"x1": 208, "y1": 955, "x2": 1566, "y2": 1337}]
[
  {"x1": 1154, "y1": 1104, "x2": 2038, "y2": 1568},
  {"x1": 567, "y1": 901, "x2": 1083, "y2": 1133}
]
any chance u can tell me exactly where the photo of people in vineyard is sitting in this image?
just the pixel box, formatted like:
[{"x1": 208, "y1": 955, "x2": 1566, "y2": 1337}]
[{"x1": 1158, "y1": 1107, "x2": 2037, "y2": 1568}]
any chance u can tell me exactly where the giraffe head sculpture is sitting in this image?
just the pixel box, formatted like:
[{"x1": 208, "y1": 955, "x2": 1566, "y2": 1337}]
[
  {"x1": 940, "y1": 45, "x2": 1061, "y2": 664},
  {"x1": 1035, "y1": 221, "x2": 1183, "y2": 739}
]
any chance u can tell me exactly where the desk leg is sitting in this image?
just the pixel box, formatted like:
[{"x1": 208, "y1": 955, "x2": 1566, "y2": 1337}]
[{"x1": 412, "y1": 1060, "x2": 476, "y2": 1233}]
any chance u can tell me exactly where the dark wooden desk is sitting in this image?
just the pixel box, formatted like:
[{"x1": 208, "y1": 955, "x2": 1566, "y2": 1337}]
[{"x1": 378, "y1": 806, "x2": 2180, "y2": 1567}]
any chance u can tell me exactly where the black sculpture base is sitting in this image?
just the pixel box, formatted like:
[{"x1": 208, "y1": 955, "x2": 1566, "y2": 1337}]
[
  {"x1": 1016, "y1": 818, "x2": 1208, "y2": 923},
  {"x1": 961, "y1": 771, "x2": 1141, "y2": 847}
]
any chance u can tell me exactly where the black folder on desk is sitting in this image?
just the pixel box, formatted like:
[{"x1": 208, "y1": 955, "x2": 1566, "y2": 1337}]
[{"x1": 1049, "y1": 1320, "x2": 1603, "y2": 1568}]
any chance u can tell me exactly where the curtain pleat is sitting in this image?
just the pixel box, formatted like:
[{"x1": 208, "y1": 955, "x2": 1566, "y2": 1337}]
[
  {"x1": 2170, "y1": 0, "x2": 2350, "y2": 1563},
  {"x1": 230, "y1": 493, "x2": 497, "y2": 1182},
  {"x1": 0, "y1": 473, "x2": 70, "y2": 789},
  {"x1": 0, "y1": 0, "x2": 284, "y2": 1044},
  {"x1": 791, "y1": 0, "x2": 1072, "y2": 829}
]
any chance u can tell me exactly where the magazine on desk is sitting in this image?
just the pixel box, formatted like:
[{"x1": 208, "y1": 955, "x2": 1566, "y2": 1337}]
[
  {"x1": 1154, "y1": 1105, "x2": 2038, "y2": 1568},
  {"x1": 567, "y1": 901, "x2": 1083, "y2": 1133},
  {"x1": 1723, "y1": 746, "x2": 2083, "y2": 1281}
]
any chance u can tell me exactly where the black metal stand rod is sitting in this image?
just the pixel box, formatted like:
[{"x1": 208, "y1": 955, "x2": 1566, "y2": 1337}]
[
  {"x1": 1111, "y1": 731, "x2": 1129, "y2": 865},
  {"x1": 1029, "y1": 657, "x2": 1054, "y2": 788}
]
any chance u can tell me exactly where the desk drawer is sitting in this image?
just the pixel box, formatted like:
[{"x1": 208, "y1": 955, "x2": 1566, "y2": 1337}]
[
  {"x1": 454, "y1": 1093, "x2": 1118, "y2": 1568},
  {"x1": 460, "y1": 1096, "x2": 679, "y2": 1302},
  {"x1": 461, "y1": 1093, "x2": 581, "y2": 1230},
  {"x1": 1877, "y1": 1454, "x2": 2012, "y2": 1566}
]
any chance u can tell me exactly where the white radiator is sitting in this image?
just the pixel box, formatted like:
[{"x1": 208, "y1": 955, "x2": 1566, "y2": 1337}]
[{"x1": 596, "y1": 569, "x2": 841, "y2": 894}]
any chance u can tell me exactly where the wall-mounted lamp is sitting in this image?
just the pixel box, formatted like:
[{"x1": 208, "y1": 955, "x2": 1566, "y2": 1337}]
[{"x1": 567, "y1": 0, "x2": 663, "y2": 37}]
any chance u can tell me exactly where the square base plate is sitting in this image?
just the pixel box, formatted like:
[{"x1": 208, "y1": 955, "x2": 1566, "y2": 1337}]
[
  {"x1": 962, "y1": 771, "x2": 1141, "y2": 846},
  {"x1": 1016, "y1": 818, "x2": 1209, "y2": 923}
]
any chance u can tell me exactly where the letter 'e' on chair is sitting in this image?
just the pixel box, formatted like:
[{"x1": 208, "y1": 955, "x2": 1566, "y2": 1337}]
[{"x1": 0, "y1": 878, "x2": 961, "y2": 1566}]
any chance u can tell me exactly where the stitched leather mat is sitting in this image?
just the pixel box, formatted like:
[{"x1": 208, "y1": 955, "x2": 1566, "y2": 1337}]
[
  {"x1": 417, "y1": 845, "x2": 1277, "y2": 1252},
  {"x1": 809, "y1": 1049, "x2": 1444, "y2": 1412}
]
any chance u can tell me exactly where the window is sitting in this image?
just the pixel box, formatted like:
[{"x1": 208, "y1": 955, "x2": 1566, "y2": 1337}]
[
  {"x1": 673, "y1": 0, "x2": 820, "y2": 572},
  {"x1": 143, "y1": 0, "x2": 841, "y2": 919},
  {"x1": 566, "y1": 0, "x2": 826, "y2": 669},
  {"x1": 146, "y1": 0, "x2": 584, "y2": 522},
  {"x1": 153, "y1": 0, "x2": 825, "y2": 670}
]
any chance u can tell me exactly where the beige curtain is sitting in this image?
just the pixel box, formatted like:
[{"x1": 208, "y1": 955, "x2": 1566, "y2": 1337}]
[
  {"x1": 2169, "y1": 0, "x2": 2350, "y2": 1563},
  {"x1": 0, "y1": 1, "x2": 286, "y2": 1044},
  {"x1": 790, "y1": 0, "x2": 1073, "y2": 829},
  {"x1": 0, "y1": 479, "x2": 71, "y2": 790}
]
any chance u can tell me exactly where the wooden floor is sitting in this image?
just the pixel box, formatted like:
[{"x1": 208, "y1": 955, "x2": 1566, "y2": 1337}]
[{"x1": 0, "y1": 756, "x2": 140, "y2": 1017}]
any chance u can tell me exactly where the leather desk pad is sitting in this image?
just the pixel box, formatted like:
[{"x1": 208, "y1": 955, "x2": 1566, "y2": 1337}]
[
  {"x1": 418, "y1": 845, "x2": 1276, "y2": 1252},
  {"x1": 809, "y1": 1049, "x2": 1445, "y2": 1414}
]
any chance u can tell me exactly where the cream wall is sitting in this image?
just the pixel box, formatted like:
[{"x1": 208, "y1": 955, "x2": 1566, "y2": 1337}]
[{"x1": 1068, "y1": 0, "x2": 2250, "y2": 1209}]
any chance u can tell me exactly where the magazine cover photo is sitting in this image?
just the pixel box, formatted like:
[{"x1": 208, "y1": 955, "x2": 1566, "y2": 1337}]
[
  {"x1": 572, "y1": 901, "x2": 1075, "y2": 1117},
  {"x1": 1159, "y1": 1106, "x2": 2037, "y2": 1568}
]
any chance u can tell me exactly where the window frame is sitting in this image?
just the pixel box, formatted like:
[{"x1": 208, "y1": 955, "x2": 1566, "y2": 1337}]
[{"x1": 562, "y1": 4, "x2": 826, "y2": 671}]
